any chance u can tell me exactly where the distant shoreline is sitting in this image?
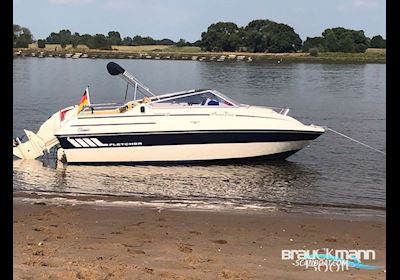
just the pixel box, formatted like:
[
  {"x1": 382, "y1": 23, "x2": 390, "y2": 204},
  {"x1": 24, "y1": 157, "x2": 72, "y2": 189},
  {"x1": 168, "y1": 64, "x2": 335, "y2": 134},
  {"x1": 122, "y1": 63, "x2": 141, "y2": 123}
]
[{"x1": 13, "y1": 47, "x2": 386, "y2": 64}]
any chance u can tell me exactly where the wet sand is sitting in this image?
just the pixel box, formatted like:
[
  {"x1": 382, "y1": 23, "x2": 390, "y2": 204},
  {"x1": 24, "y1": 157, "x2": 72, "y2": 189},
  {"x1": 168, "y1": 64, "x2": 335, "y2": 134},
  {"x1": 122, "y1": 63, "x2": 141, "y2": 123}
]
[{"x1": 13, "y1": 199, "x2": 386, "y2": 280}]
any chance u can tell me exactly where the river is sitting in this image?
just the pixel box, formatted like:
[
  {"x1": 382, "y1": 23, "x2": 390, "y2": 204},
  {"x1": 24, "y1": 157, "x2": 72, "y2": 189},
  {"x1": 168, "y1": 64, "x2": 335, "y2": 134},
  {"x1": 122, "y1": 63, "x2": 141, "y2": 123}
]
[{"x1": 13, "y1": 57, "x2": 386, "y2": 218}]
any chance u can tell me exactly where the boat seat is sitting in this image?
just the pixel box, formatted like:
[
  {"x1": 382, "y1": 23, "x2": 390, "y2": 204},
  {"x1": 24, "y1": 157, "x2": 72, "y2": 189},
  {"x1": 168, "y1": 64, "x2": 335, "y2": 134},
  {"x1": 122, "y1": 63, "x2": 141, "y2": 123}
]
[
  {"x1": 80, "y1": 102, "x2": 137, "y2": 116},
  {"x1": 119, "y1": 101, "x2": 136, "y2": 112},
  {"x1": 80, "y1": 108, "x2": 120, "y2": 116}
]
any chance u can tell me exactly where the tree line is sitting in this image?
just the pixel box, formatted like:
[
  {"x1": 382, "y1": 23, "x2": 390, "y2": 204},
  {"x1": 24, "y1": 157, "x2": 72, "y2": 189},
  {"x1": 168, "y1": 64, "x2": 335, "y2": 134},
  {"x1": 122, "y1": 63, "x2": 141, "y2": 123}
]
[
  {"x1": 13, "y1": 20, "x2": 386, "y2": 53},
  {"x1": 199, "y1": 20, "x2": 385, "y2": 53},
  {"x1": 302, "y1": 27, "x2": 385, "y2": 53},
  {"x1": 13, "y1": 24, "x2": 34, "y2": 48},
  {"x1": 42, "y1": 30, "x2": 176, "y2": 50}
]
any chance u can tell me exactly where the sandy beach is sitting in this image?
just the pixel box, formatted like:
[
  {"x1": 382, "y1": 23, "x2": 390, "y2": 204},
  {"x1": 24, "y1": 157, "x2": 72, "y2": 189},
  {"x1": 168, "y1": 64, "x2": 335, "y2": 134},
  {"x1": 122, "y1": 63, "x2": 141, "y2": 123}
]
[{"x1": 13, "y1": 198, "x2": 386, "y2": 280}]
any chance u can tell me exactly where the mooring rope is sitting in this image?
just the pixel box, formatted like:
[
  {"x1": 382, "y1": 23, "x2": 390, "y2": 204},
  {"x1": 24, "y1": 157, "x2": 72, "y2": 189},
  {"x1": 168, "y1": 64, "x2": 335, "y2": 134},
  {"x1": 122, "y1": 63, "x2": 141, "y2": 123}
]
[{"x1": 323, "y1": 126, "x2": 386, "y2": 155}]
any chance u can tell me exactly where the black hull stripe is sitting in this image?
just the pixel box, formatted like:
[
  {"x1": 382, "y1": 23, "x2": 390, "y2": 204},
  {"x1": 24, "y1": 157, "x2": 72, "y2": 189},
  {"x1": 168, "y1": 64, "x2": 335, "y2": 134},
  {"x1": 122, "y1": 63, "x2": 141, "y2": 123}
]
[
  {"x1": 66, "y1": 149, "x2": 302, "y2": 165},
  {"x1": 58, "y1": 131, "x2": 323, "y2": 149},
  {"x1": 56, "y1": 129, "x2": 324, "y2": 137}
]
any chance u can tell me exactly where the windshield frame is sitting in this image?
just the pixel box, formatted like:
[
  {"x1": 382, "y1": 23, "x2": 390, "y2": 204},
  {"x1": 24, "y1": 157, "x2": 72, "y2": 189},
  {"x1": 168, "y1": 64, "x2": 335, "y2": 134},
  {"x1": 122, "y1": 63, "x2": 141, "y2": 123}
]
[{"x1": 147, "y1": 89, "x2": 241, "y2": 107}]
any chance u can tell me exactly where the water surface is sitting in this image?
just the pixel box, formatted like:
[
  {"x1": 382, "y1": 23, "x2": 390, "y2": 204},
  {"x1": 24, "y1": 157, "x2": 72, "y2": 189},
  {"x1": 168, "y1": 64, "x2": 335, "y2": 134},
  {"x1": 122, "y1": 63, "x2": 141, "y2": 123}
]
[{"x1": 13, "y1": 58, "x2": 386, "y2": 218}]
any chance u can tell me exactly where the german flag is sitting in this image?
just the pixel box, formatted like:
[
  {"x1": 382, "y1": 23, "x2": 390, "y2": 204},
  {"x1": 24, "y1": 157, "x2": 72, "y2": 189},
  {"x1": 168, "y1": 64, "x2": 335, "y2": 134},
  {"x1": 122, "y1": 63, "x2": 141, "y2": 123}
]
[{"x1": 77, "y1": 87, "x2": 91, "y2": 114}]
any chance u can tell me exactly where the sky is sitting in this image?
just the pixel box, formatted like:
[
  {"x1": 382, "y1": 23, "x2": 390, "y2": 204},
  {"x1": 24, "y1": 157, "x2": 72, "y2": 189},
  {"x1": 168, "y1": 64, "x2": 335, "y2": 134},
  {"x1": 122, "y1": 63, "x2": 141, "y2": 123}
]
[{"x1": 13, "y1": 0, "x2": 386, "y2": 42}]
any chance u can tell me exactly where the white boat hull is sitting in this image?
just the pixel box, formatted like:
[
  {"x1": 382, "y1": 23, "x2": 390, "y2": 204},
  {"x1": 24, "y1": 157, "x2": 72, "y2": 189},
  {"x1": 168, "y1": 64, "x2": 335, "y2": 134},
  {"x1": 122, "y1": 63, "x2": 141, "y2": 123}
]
[{"x1": 62, "y1": 140, "x2": 311, "y2": 163}]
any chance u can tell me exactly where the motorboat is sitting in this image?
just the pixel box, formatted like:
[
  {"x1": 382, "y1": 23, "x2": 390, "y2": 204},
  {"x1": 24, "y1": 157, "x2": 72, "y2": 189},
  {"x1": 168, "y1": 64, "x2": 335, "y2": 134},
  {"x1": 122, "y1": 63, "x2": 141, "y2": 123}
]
[{"x1": 13, "y1": 62, "x2": 325, "y2": 164}]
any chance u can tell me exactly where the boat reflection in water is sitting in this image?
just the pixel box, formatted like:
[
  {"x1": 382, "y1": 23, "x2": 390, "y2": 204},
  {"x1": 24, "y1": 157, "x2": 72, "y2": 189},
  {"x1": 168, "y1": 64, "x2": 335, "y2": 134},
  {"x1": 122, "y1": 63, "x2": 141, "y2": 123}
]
[
  {"x1": 13, "y1": 159, "x2": 386, "y2": 217},
  {"x1": 13, "y1": 158, "x2": 321, "y2": 211}
]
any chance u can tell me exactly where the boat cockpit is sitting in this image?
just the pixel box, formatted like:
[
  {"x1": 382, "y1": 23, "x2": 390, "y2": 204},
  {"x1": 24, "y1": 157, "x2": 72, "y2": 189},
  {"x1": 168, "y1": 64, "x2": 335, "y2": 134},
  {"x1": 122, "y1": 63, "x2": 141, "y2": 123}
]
[
  {"x1": 79, "y1": 62, "x2": 243, "y2": 116},
  {"x1": 79, "y1": 89, "x2": 240, "y2": 116}
]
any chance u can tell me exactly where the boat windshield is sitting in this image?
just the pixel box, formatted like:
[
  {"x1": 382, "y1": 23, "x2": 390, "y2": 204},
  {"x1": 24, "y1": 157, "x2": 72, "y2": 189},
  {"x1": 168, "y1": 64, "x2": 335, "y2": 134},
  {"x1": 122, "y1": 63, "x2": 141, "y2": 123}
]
[{"x1": 149, "y1": 90, "x2": 239, "y2": 107}]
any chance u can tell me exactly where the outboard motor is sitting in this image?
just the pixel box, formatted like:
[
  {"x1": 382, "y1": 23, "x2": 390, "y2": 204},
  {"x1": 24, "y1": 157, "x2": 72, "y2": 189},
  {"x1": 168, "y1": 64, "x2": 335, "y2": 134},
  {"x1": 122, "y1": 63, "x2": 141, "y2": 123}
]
[{"x1": 13, "y1": 105, "x2": 78, "y2": 160}]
